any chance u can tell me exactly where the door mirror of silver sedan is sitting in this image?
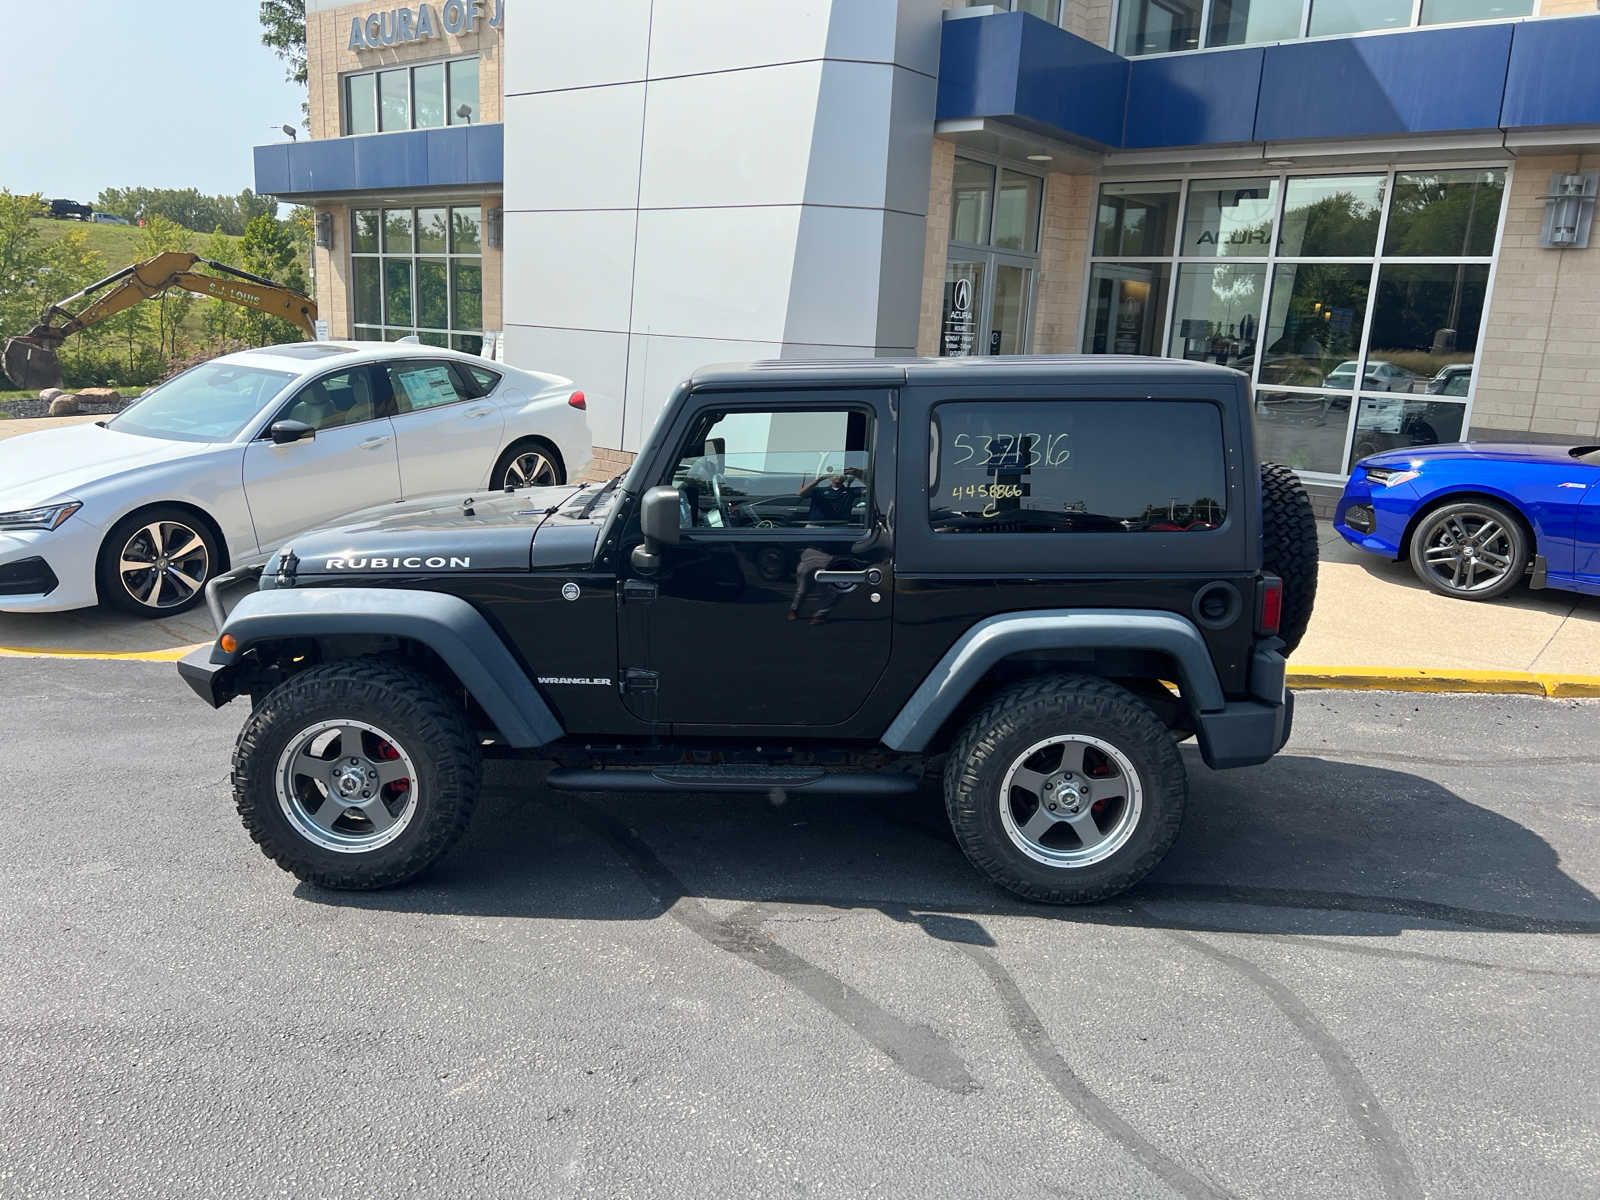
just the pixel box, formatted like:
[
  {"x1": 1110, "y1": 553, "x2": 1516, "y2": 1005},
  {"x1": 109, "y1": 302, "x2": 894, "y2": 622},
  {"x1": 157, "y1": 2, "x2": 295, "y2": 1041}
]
[{"x1": 269, "y1": 420, "x2": 316, "y2": 446}]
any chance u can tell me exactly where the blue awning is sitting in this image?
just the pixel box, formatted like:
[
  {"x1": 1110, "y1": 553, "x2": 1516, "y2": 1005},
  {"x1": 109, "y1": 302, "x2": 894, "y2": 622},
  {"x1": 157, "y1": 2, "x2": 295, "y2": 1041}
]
[{"x1": 254, "y1": 123, "x2": 503, "y2": 200}]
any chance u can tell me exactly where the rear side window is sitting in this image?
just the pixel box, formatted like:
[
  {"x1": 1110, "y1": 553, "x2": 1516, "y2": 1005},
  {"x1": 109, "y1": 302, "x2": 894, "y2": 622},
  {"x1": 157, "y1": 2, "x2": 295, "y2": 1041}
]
[{"x1": 930, "y1": 400, "x2": 1227, "y2": 534}]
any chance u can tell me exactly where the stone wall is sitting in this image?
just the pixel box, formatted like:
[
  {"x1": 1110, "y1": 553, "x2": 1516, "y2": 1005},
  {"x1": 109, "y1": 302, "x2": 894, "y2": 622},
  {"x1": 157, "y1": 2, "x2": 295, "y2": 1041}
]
[
  {"x1": 916, "y1": 139, "x2": 958, "y2": 356},
  {"x1": 1032, "y1": 172, "x2": 1093, "y2": 352},
  {"x1": 1469, "y1": 154, "x2": 1600, "y2": 441}
]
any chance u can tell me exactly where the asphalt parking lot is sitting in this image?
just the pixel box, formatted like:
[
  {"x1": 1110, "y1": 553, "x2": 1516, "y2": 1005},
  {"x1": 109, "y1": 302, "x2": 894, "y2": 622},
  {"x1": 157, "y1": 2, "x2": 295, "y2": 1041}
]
[{"x1": 1, "y1": 662, "x2": 1596, "y2": 1199}]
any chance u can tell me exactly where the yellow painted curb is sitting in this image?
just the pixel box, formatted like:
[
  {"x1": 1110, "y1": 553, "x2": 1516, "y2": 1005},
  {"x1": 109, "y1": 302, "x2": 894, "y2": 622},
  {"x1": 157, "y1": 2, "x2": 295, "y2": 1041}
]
[
  {"x1": 1288, "y1": 666, "x2": 1600, "y2": 699},
  {"x1": 0, "y1": 643, "x2": 203, "y2": 663}
]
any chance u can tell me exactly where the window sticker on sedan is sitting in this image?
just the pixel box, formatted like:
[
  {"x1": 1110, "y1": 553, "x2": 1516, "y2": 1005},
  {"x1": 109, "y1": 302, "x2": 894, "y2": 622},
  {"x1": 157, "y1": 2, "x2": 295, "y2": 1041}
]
[{"x1": 394, "y1": 365, "x2": 460, "y2": 411}]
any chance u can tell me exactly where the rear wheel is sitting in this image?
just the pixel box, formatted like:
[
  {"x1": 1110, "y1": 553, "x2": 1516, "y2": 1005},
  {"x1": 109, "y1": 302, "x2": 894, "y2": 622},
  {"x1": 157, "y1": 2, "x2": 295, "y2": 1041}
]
[
  {"x1": 492, "y1": 439, "x2": 564, "y2": 490},
  {"x1": 1259, "y1": 462, "x2": 1319, "y2": 656},
  {"x1": 944, "y1": 675, "x2": 1186, "y2": 905},
  {"x1": 97, "y1": 505, "x2": 219, "y2": 617},
  {"x1": 1408, "y1": 499, "x2": 1527, "y2": 601},
  {"x1": 232, "y1": 659, "x2": 481, "y2": 889}
]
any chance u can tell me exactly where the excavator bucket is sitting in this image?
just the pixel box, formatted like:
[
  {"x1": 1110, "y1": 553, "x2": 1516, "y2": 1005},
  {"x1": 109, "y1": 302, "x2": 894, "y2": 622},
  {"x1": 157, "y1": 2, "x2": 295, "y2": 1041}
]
[{"x1": 3, "y1": 335, "x2": 62, "y2": 391}]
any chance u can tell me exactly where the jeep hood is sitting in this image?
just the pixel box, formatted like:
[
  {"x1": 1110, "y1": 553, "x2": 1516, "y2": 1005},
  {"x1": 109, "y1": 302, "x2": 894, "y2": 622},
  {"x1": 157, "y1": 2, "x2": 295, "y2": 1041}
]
[{"x1": 279, "y1": 485, "x2": 591, "y2": 577}]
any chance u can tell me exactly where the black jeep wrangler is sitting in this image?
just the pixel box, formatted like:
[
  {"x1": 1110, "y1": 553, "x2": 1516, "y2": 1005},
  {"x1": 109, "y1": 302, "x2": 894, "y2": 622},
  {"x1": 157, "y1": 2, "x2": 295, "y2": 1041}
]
[{"x1": 180, "y1": 357, "x2": 1316, "y2": 904}]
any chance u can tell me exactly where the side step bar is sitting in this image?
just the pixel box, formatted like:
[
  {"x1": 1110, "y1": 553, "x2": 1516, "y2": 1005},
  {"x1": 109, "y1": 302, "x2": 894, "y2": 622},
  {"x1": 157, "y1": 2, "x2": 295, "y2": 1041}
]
[{"x1": 545, "y1": 766, "x2": 919, "y2": 796}]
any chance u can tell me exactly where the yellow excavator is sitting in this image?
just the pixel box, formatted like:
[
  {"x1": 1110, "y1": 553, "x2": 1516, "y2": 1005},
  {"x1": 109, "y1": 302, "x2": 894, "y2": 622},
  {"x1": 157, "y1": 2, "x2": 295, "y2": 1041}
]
[{"x1": 3, "y1": 250, "x2": 318, "y2": 390}]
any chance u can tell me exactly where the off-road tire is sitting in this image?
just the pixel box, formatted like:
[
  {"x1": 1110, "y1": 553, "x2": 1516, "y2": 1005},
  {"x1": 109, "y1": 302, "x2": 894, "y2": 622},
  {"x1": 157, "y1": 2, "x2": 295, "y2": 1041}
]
[
  {"x1": 232, "y1": 659, "x2": 480, "y2": 889},
  {"x1": 944, "y1": 674, "x2": 1187, "y2": 904},
  {"x1": 1260, "y1": 462, "x2": 1319, "y2": 656}
]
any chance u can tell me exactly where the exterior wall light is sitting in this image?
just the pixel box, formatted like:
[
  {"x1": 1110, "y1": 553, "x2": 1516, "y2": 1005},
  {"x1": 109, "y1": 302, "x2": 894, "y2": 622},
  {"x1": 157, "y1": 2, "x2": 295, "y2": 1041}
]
[
  {"x1": 486, "y1": 206, "x2": 503, "y2": 250},
  {"x1": 315, "y1": 211, "x2": 333, "y2": 250},
  {"x1": 1538, "y1": 171, "x2": 1598, "y2": 249}
]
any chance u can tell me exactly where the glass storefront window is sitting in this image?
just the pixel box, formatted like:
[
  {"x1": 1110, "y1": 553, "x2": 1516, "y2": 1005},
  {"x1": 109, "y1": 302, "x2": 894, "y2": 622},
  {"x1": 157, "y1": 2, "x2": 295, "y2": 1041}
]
[
  {"x1": 951, "y1": 159, "x2": 995, "y2": 246},
  {"x1": 1116, "y1": 0, "x2": 1203, "y2": 56},
  {"x1": 1254, "y1": 390, "x2": 1353, "y2": 474},
  {"x1": 994, "y1": 170, "x2": 1042, "y2": 253},
  {"x1": 1208, "y1": 0, "x2": 1302, "y2": 47},
  {"x1": 1095, "y1": 182, "x2": 1179, "y2": 257},
  {"x1": 1384, "y1": 170, "x2": 1505, "y2": 258},
  {"x1": 1084, "y1": 263, "x2": 1172, "y2": 356},
  {"x1": 1348, "y1": 396, "x2": 1465, "y2": 471},
  {"x1": 352, "y1": 206, "x2": 485, "y2": 347},
  {"x1": 1365, "y1": 262, "x2": 1489, "y2": 388},
  {"x1": 413, "y1": 63, "x2": 445, "y2": 129},
  {"x1": 1277, "y1": 175, "x2": 1384, "y2": 258},
  {"x1": 1307, "y1": 0, "x2": 1410, "y2": 36},
  {"x1": 990, "y1": 264, "x2": 1034, "y2": 355},
  {"x1": 416, "y1": 208, "x2": 449, "y2": 254},
  {"x1": 344, "y1": 58, "x2": 480, "y2": 135},
  {"x1": 1181, "y1": 178, "x2": 1276, "y2": 258},
  {"x1": 1169, "y1": 263, "x2": 1266, "y2": 370},
  {"x1": 448, "y1": 58, "x2": 480, "y2": 123},
  {"x1": 1260, "y1": 263, "x2": 1372, "y2": 389}
]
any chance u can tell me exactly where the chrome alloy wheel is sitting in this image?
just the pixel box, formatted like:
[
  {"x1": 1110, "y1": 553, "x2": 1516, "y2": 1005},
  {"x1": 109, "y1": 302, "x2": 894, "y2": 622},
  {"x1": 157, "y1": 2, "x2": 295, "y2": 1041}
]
[
  {"x1": 999, "y1": 734, "x2": 1143, "y2": 868},
  {"x1": 118, "y1": 520, "x2": 209, "y2": 609},
  {"x1": 275, "y1": 719, "x2": 419, "y2": 854},
  {"x1": 1419, "y1": 510, "x2": 1517, "y2": 594},
  {"x1": 503, "y1": 449, "x2": 558, "y2": 489}
]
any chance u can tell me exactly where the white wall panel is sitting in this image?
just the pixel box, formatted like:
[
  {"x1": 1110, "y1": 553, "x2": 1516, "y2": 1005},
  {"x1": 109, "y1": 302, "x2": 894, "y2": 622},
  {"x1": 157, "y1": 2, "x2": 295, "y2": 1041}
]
[
  {"x1": 782, "y1": 207, "x2": 899, "y2": 348},
  {"x1": 502, "y1": 210, "x2": 637, "y2": 334},
  {"x1": 504, "y1": 326, "x2": 631, "y2": 450},
  {"x1": 503, "y1": 0, "x2": 653, "y2": 95},
  {"x1": 630, "y1": 207, "x2": 801, "y2": 343},
  {"x1": 504, "y1": 85, "x2": 646, "y2": 213},
  {"x1": 623, "y1": 333, "x2": 784, "y2": 450}
]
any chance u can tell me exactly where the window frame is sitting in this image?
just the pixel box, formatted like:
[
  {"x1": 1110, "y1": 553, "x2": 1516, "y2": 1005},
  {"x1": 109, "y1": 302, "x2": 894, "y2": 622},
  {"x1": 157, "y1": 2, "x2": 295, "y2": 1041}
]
[
  {"x1": 261, "y1": 364, "x2": 389, "y2": 437},
  {"x1": 341, "y1": 53, "x2": 482, "y2": 136},
  {"x1": 351, "y1": 204, "x2": 486, "y2": 352},
  {"x1": 651, "y1": 396, "x2": 884, "y2": 542},
  {"x1": 1081, "y1": 161, "x2": 1510, "y2": 482},
  {"x1": 945, "y1": 152, "x2": 1048, "y2": 359},
  {"x1": 382, "y1": 357, "x2": 478, "y2": 415}
]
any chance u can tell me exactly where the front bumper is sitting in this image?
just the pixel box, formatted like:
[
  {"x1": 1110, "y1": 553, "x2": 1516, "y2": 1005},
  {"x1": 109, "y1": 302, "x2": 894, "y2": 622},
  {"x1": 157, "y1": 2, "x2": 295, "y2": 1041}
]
[
  {"x1": 1332, "y1": 472, "x2": 1416, "y2": 559},
  {"x1": 178, "y1": 642, "x2": 234, "y2": 708},
  {"x1": 0, "y1": 521, "x2": 103, "y2": 611}
]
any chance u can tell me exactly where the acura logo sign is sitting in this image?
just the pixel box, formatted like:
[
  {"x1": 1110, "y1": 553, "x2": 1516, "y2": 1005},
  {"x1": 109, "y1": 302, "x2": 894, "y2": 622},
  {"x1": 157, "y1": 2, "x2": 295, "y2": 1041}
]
[{"x1": 953, "y1": 278, "x2": 973, "y2": 313}]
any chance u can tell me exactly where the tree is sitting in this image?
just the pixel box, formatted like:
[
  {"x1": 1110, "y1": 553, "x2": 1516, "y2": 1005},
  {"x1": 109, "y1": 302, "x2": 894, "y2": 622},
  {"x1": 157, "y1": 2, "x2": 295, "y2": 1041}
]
[
  {"x1": 200, "y1": 227, "x2": 244, "y2": 348},
  {"x1": 237, "y1": 213, "x2": 310, "y2": 346},
  {"x1": 260, "y1": 0, "x2": 309, "y2": 126}
]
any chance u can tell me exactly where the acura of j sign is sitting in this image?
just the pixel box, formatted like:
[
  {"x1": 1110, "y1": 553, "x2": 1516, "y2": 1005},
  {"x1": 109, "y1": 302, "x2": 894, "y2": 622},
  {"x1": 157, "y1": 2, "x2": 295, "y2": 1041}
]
[{"x1": 350, "y1": 0, "x2": 504, "y2": 49}]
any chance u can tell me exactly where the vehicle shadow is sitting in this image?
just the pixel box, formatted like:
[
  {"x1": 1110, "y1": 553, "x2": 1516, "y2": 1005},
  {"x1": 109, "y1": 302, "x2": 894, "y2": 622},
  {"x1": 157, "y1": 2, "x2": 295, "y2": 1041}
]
[{"x1": 296, "y1": 751, "x2": 1600, "y2": 939}]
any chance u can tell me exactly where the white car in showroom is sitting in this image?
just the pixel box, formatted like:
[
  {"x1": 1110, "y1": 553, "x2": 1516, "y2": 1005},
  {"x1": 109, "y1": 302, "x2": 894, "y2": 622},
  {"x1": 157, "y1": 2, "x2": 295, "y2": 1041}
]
[{"x1": 0, "y1": 341, "x2": 591, "y2": 616}]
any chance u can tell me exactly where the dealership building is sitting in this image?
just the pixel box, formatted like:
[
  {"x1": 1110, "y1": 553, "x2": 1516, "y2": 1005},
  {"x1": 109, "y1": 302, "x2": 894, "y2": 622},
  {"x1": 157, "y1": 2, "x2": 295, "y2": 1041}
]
[{"x1": 260, "y1": 0, "x2": 1600, "y2": 501}]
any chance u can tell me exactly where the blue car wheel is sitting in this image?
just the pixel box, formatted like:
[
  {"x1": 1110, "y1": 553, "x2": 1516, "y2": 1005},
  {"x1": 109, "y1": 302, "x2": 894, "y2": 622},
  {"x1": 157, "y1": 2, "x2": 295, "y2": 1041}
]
[{"x1": 1407, "y1": 499, "x2": 1528, "y2": 601}]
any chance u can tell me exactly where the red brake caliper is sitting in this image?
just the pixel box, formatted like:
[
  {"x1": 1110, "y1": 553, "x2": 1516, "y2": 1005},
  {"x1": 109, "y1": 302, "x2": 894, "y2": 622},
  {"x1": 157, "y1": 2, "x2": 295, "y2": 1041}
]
[{"x1": 376, "y1": 740, "x2": 409, "y2": 794}]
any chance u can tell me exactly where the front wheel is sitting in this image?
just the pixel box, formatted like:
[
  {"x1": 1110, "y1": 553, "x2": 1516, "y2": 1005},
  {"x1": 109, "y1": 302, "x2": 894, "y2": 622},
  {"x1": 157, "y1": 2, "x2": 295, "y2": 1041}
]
[
  {"x1": 97, "y1": 506, "x2": 220, "y2": 617},
  {"x1": 1408, "y1": 499, "x2": 1528, "y2": 601},
  {"x1": 232, "y1": 659, "x2": 481, "y2": 889},
  {"x1": 944, "y1": 675, "x2": 1187, "y2": 905}
]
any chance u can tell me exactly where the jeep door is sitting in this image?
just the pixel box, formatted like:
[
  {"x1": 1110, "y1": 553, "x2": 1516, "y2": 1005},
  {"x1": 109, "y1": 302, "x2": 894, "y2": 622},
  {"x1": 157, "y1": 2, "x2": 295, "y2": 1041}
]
[{"x1": 618, "y1": 392, "x2": 895, "y2": 728}]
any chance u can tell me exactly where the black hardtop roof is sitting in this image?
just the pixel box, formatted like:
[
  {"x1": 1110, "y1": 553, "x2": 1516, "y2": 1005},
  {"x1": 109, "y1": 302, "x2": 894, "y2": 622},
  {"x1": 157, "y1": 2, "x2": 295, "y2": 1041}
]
[{"x1": 688, "y1": 354, "x2": 1248, "y2": 390}]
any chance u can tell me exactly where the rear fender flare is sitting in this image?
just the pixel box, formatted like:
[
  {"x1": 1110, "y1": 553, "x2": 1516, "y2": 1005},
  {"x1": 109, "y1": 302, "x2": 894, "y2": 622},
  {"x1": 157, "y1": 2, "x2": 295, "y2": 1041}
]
[
  {"x1": 880, "y1": 609, "x2": 1227, "y2": 753},
  {"x1": 206, "y1": 587, "x2": 561, "y2": 747}
]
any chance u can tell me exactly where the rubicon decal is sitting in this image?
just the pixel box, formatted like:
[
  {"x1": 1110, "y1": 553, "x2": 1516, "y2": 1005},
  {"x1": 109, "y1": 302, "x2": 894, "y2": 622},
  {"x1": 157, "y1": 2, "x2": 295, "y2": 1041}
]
[{"x1": 323, "y1": 556, "x2": 471, "y2": 570}]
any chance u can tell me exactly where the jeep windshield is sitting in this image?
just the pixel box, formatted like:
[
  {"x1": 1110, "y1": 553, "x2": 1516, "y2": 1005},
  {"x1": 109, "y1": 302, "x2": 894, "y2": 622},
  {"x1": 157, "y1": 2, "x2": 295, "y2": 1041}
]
[{"x1": 107, "y1": 363, "x2": 296, "y2": 443}]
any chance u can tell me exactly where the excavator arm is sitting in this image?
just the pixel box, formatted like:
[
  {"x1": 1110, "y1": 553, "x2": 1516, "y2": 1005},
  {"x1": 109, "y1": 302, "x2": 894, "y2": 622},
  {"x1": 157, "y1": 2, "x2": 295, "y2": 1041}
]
[{"x1": 4, "y1": 251, "x2": 318, "y2": 390}]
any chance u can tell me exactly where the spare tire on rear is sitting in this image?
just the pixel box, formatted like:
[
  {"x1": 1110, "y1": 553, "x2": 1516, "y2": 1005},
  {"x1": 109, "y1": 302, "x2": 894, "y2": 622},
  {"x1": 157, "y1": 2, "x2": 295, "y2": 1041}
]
[{"x1": 1260, "y1": 462, "x2": 1318, "y2": 656}]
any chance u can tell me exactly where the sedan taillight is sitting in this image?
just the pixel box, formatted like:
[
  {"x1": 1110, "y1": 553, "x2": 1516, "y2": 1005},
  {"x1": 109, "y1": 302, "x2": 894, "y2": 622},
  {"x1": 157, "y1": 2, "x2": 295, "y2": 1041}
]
[{"x1": 568, "y1": 391, "x2": 587, "y2": 411}]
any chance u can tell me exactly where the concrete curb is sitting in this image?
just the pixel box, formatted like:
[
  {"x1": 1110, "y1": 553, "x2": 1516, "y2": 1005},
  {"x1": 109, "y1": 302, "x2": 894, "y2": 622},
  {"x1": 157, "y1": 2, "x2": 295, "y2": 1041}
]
[{"x1": 1287, "y1": 666, "x2": 1600, "y2": 699}]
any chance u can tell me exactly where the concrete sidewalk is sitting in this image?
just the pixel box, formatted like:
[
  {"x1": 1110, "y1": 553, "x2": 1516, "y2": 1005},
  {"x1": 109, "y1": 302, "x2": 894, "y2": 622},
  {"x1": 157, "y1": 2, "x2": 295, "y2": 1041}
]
[{"x1": 0, "y1": 414, "x2": 102, "y2": 438}]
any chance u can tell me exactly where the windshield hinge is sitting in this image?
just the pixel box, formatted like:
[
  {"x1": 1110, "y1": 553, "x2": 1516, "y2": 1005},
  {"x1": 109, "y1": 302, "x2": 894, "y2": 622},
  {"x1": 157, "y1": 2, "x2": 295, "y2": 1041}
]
[
  {"x1": 622, "y1": 668, "x2": 659, "y2": 695},
  {"x1": 622, "y1": 579, "x2": 658, "y2": 604}
]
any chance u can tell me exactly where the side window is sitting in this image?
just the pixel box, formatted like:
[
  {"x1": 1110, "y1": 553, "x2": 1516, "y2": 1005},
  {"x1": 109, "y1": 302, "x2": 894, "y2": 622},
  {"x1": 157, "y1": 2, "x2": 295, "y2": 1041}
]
[
  {"x1": 466, "y1": 364, "x2": 501, "y2": 393},
  {"x1": 665, "y1": 408, "x2": 871, "y2": 531},
  {"x1": 930, "y1": 400, "x2": 1227, "y2": 533},
  {"x1": 276, "y1": 369, "x2": 379, "y2": 432},
  {"x1": 386, "y1": 360, "x2": 473, "y2": 414}
]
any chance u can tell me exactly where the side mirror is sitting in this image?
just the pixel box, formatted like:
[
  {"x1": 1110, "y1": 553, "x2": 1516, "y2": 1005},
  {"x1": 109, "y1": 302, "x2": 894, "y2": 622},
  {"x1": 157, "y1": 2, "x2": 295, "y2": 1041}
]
[
  {"x1": 269, "y1": 419, "x2": 315, "y2": 445},
  {"x1": 630, "y1": 485, "x2": 681, "y2": 573}
]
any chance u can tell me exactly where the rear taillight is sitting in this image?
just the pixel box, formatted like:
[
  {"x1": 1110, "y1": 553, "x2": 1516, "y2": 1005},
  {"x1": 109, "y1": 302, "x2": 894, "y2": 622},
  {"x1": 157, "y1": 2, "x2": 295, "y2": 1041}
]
[
  {"x1": 1257, "y1": 575, "x2": 1283, "y2": 637},
  {"x1": 568, "y1": 391, "x2": 587, "y2": 410}
]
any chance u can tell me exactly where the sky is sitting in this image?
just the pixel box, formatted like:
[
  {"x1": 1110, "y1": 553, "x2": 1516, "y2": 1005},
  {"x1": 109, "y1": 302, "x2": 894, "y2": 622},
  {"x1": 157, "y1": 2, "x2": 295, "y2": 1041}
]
[{"x1": 0, "y1": 0, "x2": 306, "y2": 204}]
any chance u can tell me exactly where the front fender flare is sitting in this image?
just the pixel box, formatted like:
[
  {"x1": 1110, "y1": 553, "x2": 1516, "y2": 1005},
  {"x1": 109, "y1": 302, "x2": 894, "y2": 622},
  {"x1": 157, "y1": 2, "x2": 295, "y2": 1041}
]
[
  {"x1": 880, "y1": 609, "x2": 1228, "y2": 753},
  {"x1": 179, "y1": 587, "x2": 562, "y2": 748}
]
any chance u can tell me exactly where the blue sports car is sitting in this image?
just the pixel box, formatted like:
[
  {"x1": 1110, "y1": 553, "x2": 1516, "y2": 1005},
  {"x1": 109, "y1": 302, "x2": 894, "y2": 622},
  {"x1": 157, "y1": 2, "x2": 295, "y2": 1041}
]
[{"x1": 1335, "y1": 442, "x2": 1600, "y2": 601}]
